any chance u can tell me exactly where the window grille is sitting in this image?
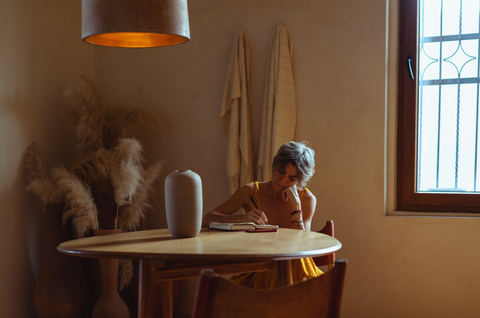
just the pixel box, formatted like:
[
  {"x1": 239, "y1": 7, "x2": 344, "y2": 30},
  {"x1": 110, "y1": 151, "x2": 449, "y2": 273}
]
[{"x1": 417, "y1": 0, "x2": 480, "y2": 192}]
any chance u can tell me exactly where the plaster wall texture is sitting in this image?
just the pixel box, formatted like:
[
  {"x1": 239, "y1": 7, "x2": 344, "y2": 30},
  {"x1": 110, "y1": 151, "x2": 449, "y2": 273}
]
[
  {"x1": 93, "y1": 1, "x2": 480, "y2": 317},
  {"x1": 0, "y1": 0, "x2": 92, "y2": 316},
  {"x1": 1, "y1": 0, "x2": 480, "y2": 317}
]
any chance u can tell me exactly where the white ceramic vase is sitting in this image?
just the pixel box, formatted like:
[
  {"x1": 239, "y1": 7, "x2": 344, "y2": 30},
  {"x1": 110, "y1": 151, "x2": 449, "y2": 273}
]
[{"x1": 165, "y1": 170, "x2": 203, "y2": 238}]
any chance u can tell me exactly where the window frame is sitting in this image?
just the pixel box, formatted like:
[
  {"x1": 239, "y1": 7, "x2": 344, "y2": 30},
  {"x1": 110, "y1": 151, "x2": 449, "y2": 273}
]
[{"x1": 396, "y1": 0, "x2": 480, "y2": 213}]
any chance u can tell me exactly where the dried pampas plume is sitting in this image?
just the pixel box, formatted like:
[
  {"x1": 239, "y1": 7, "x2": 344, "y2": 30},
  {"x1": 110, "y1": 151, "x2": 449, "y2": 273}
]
[
  {"x1": 118, "y1": 259, "x2": 134, "y2": 291},
  {"x1": 111, "y1": 138, "x2": 145, "y2": 207},
  {"x1": 104, "y1": 107, "x2": 165, "y2": 150},
  {"x1": 64, "y1": 76, "x2": 164, "y2": 154},
  {"x1": 52, "y1": 167, "x2": 98, "y2": 237},
  {"x1": 117, "y1": 160, "x2": 165, "y2": 232},
  {"x1": 63, "y1": 76, "x2": 106, "y2": 156},
  {"x1": 25, "y1": 142, "x2": 60, "y2": 205},
  {"x1": 72, "y1": 148, "x2": 116, "y2": 184},
  {"x1": 25, "y1": 76, "x2": 166, "y2": 289},
  {"x1": 25, "y1": 142, "x2": 47, "y2": 181}
]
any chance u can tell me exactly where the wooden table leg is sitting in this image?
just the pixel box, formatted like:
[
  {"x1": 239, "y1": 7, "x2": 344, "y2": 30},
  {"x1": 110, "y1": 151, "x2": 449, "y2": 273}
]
[
  {"x1": 277, "y1": 260, "x2": 294, "y2": 286},
  {"x1": 286, "y1": 259, "x2": 293, "y2": 285},
  {"x1": 138, "y1": 260, "x2": 156, "y2": 318},
  {"x1": 163, "y1": 280, "x2": 173, "y2": 318}
]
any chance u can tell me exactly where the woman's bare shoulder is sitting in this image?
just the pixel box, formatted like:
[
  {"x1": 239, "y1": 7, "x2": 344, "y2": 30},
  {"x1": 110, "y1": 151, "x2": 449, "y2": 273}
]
[
  {"x1": 256, "y1": 181, "x2": 272, "y2": 190},
  {"x1": 236, "y1": 182, "x2": 256, "y2": 195},
  {"x1": 301, "y1": 188, "x2": 316, "y2": 202}
]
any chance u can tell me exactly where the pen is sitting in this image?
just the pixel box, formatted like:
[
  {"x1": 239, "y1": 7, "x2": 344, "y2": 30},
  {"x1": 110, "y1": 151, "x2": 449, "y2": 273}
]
[
  {"x1": 249, "y1": 195, "x2": 267, "y2": 225},
  {"x1": 249, "y1": 195, "x2": 258, "y2": 209}
]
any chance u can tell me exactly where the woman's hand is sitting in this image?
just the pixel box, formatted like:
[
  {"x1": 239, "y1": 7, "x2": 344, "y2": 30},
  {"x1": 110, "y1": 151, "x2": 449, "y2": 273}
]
[
  {"x1": 282, "y1": 185, "x2": 302, "y2": 211},
  {"x1": 289, "y1": 210, "x2": 305, "y2": 230},
  {"x1": 202, "y1": 183, "x2": 259, "y2": 227},
  {"x1": 243, "y1": 209, "x2": 268, "y2": 225}
]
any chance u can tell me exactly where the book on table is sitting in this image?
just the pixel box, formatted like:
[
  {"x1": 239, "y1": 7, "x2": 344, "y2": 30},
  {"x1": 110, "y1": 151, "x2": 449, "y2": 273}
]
[{"x1": 209, "y1": 221, "x2": 279, "y2": 232}]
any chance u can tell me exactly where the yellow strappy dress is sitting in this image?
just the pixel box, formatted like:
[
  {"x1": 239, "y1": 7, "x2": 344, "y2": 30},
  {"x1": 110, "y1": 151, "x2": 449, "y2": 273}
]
[{"x1": 230, "y1": 181, "x2": 323, "y2": 289}]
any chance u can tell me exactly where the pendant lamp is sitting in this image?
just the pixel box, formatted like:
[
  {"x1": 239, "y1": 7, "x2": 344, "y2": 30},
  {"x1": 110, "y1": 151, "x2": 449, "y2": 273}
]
[{"x1": 82, "y1": 0, "x2": 190, "y2": 48}]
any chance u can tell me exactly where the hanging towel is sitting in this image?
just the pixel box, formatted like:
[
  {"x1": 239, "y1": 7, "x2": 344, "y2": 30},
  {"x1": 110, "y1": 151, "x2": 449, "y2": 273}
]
[
  {"x1": 220, "y1": 29, "x2": 254, "y2": 195},
  {"x1": 257, "y1": 24, "x2": 297, "y2": 181}
]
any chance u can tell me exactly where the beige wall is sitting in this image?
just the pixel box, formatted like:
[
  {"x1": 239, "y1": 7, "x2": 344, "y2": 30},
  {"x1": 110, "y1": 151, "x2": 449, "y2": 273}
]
[
  {"x1": 89, "y1": 1, "x2": 480, "y2": 317},
  {"x1": 3, "y1": 0, "x2": 480, "y2": 317},
  {"x1": 93, "y1": 0, "x2": 480, "y2": 317},
  {"x1": 0, "y1": 0, "x2": 92, "y2": 316}
]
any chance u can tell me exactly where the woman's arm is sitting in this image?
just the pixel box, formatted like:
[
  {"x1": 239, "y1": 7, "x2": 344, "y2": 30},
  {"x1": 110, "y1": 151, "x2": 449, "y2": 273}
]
[
  {"x1": 201, "y1": 184, "x2": 268, "y2": 227},
  {"x1": 283, "y1": 186, "x2": 317, "y2": 231},
  {"x1": 299, "y1": 191, "x2": 316, "y2": 231}
]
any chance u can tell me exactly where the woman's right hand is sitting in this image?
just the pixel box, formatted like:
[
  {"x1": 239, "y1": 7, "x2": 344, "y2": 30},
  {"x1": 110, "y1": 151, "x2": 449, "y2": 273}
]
[
  {"x1": 202, "y1": 183, "x2": 266, "y2": 227},
  {"x1": 244, "y1": 209, "x2": 268, "y2": 225}
]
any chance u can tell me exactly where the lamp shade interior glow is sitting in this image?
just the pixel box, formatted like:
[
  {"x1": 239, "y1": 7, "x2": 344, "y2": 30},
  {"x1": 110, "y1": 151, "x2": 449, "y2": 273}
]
[
  {"x1": 83, "y1": 32, "x2": 189, "y2": 48},
  {"x1": 82, "y1": 0, "x2": 190, "y2": 48}
]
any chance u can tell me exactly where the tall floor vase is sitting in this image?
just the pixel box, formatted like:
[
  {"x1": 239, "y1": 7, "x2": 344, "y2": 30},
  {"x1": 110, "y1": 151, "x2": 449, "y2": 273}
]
[
  {"x1": 34, "y1": 203, "x2": 87, "y2": 318},
  {"x1": 82, "y1": 190, "x2": 118, "y2": 317},
  {"x1": 92, "y1": 229, "x2": 129, "y2": 318}
]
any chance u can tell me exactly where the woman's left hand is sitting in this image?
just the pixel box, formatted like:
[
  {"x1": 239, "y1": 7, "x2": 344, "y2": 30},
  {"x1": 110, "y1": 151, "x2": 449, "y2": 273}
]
[{"x1": 282, "y1": 185, "x2": 301, "y2": 211}]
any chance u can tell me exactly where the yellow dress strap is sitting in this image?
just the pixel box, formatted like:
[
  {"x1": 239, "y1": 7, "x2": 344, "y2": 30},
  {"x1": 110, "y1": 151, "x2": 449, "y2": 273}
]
[
  {"x1": 254, "y1": 181, "x2": 262, "y2": 211},
  {"x1": 300, "y1": 187, "x2": 310, "y2": 199}
]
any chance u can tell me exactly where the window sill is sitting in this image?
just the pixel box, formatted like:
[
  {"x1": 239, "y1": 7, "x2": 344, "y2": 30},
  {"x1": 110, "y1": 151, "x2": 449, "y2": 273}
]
[{"x1": 386, "y1": 210, "x2": 480, "y2": 218}]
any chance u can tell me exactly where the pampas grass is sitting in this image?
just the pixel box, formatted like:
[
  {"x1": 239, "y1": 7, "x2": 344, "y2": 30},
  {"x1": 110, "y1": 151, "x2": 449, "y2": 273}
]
[
  {"x1": 25, "y1": 76, "x2": 165, "y2": 234},
  {"x1": 52, "y1": 167, "x2": 98, "y2": 238},
  {"x1": 71, "y1": 148, "x2": 116, "y2": 184},
  {"x1": 25, "y1": 142, "x2": 60, "y2": 205},
  {"x1": 111, "y1": 138, "x2": 144, "y2": 207},
  {"x1": 25, "y1": 142, "x2": 48, "y2": 181},
  {"x1": 27, "y1": 179, "x2": 60, "y2": 206},
  {"x1": 117, "y1": 160, "x2": 165, "y2": 231},
  {"x1": 63, "y1": 76, "x2": 106, "y2": 156},
  {"x1": 103, "y1": 107, "x2": 165, "y2": 150},
  {"x1": 60, "y1": 76, "x2": 164, "y2": 234},
  {"x1": 118, "y1": 259, "x2": 134, "y2": 291},
  {"x1": 61, "y1": 76, "x2": 165, "y2": 233},
  {"x1": 64, "y1": 76, "x2": 163, "y2": 154},
  {"x1": 25, "y1": 76, "x2": 165, "y2": 289}
]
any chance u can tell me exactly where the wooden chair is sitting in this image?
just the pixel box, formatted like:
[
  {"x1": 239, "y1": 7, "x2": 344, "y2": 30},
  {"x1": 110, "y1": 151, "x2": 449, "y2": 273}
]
[
  {"x1": 191, "y1": 259, "x2": 348, "y2": 318},
  {"x1": 314, "y1": 220, "x2": 336, "y2": 269},
  {"x1": 140, "y1": 259, "x2": 268, "y2": 317}
]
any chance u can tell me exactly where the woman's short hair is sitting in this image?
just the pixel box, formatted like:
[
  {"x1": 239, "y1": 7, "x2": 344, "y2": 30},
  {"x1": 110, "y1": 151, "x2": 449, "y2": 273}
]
[{"x1": 271, "y1": 141, "x2": 315, "y2": 188}]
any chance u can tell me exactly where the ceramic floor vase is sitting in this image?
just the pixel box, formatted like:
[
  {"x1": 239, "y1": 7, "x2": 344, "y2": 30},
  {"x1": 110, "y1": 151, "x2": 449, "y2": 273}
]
[
  {"x1": 83, "y1": 189, "x2": 118, "y2": 316},
  {"x1": 92, "y1": 229, "x2": 129, "y2": 318},
  {"x1": 34, "y1": 203, "x2": 87, "y2": 318},
  {"x1": 165, "y1": 170, "x2": 203, "y2": 238}
]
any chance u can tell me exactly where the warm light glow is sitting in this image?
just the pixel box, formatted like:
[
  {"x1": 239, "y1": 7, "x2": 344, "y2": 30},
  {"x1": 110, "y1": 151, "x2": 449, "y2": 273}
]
[
  {"x1": 82, "y1": 0, "x2": 190, "y2": 49},
  {"x1": 83, "y1": 32, "x2": 189, "y2": 48}
]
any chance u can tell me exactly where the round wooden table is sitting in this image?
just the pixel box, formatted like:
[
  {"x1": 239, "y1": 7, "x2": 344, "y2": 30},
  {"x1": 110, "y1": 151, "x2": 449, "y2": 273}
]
[{"x1": 58, "y1": 228, "x2": 342, "y2": 318}]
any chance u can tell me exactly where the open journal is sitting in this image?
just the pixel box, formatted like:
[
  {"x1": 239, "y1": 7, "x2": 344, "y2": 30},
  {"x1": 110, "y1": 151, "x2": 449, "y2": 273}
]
[{"x1": 209, "y1": 221, "x2": 279, "y2": 232}]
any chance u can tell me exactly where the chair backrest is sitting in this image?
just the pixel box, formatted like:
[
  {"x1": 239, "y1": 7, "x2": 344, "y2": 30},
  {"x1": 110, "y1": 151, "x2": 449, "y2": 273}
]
[
  {"x1": 191, "y1": 259, "x2": 348, "y2": 318},
  {"x1": 313, "y1": 220, "x2": 336, "y2": 269}
]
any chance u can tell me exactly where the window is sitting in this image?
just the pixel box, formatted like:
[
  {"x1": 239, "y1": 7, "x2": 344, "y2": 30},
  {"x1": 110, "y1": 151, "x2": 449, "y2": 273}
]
[{"x1": 397, "y1": 0, "x2": 480, "y2": 212}]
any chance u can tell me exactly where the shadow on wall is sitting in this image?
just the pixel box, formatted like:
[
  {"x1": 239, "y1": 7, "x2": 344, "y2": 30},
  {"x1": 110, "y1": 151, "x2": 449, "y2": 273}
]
[
  {"x1": 0, "y1": 149, "x2": 45, "y2": 317},
  {"x1": 135, "y1": 128, "x2": 169, "y2": 230},
  {"x1": 0, "y1": 0, "x2": 91, "y2": 317}
]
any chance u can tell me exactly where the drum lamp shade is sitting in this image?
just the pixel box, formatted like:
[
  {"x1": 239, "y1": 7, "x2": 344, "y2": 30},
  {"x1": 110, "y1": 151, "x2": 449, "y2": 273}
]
[{"x1": 82, "y1": 0, "x2": 190, "y2": 48}]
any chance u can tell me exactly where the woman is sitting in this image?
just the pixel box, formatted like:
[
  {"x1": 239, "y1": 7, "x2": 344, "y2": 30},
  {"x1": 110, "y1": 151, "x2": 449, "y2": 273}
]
[{"x1": 202, "y1": 141, "x2": 322, "y2": 289}]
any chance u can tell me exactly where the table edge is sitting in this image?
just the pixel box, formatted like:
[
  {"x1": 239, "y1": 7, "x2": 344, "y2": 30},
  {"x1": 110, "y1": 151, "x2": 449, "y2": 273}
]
[{"x1": 57, "y1": 241, "x2": 342, "y2": 262}]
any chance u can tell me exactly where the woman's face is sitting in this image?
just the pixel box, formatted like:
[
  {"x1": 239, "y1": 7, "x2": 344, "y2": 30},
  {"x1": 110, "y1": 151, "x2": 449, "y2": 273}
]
[{"x1": 271, "y1": 162, "x2": 299, "y2": 191}]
